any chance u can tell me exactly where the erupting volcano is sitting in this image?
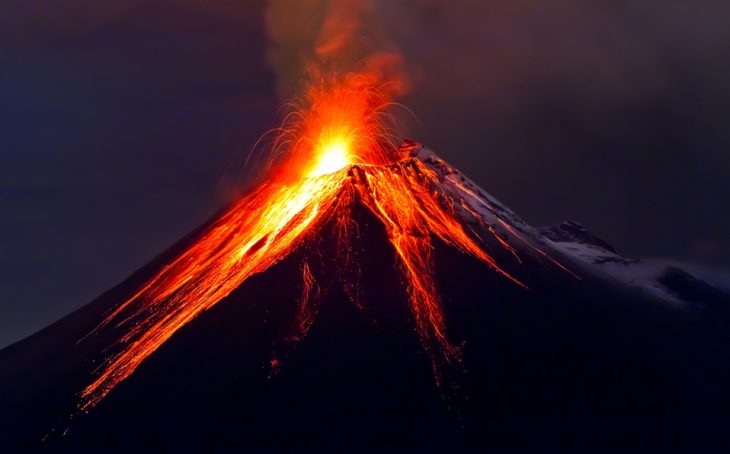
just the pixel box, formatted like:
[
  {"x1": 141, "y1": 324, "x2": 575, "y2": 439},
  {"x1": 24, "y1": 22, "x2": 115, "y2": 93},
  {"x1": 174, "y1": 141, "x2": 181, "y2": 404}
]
[
  {"x1": 3, "y1": 3, "x2": 730, "y2": 450},
  {"x1": 77, "y1": 72, "x2": 575, "y2": 411},
  {"x1": 3, "y1": 83, "x2": 730, "y2": 447}
]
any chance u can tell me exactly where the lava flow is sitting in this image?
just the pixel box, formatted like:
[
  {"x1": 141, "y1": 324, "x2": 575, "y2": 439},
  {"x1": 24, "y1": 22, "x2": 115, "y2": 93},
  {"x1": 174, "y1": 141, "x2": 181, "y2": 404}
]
[{"x1": 77, "y1": 71, "x2": 569, "y2": 412}]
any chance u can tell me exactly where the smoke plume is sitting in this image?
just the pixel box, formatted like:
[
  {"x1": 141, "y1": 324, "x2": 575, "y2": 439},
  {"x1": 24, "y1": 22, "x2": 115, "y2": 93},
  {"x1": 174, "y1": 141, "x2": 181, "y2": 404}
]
[{"x1": 264, "y1": 0, "x2": 406, "y2": 100}]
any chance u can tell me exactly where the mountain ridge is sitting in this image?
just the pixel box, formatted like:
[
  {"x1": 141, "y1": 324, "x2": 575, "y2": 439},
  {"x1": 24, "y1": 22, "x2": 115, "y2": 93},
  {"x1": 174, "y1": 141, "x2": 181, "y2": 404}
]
[{"x1": 2, "y1": 144, "x2": 729, "y2": 449}]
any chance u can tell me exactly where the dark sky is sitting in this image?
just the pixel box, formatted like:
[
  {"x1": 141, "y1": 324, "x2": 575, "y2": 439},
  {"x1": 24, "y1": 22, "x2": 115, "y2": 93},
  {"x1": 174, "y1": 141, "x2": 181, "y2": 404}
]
[{"x1": 1, "y1": 0, "x2": 729, "y2": 348}]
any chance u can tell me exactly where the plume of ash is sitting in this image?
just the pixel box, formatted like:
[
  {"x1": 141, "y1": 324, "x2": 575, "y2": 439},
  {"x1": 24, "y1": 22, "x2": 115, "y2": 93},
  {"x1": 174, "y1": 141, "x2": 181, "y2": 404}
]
[{"x1": 264, "y1": 0, "x2": 407, "y2": 100}]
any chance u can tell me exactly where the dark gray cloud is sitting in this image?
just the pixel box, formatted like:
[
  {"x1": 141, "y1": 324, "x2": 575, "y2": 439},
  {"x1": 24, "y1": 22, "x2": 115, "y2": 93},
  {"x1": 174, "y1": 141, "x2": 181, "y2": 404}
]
[
  {"x1": 384, "y1": 0, "x2": 730, "y2": 263},
  {"x1": 0, "y1": 0, "x2": 278, "y2": 347},
  {"x1": 1, "y1": 0, "x2": 729, "y2": 347}
]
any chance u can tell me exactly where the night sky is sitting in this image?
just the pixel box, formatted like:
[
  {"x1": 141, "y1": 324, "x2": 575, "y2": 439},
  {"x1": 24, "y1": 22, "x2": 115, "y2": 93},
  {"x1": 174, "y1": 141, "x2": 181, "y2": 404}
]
[{"x1": 2, "y1": 0, "x2": 729, "y2": 348}]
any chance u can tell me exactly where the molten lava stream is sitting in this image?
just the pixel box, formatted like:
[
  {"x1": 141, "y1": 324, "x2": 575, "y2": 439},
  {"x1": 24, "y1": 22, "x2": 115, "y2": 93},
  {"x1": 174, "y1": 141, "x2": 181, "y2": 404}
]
[
  {"x1": 79, "y1": 74, "x2": 534, "y2": 412},
  {"x1": 80, "y1": 169, "x2": 349, "y2": 410}
]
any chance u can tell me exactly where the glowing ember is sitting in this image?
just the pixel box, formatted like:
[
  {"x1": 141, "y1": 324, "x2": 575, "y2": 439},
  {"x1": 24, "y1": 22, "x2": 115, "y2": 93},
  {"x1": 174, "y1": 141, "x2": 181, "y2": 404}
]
[{"x1": 77, "y1": 71, "x2": 573, "y2": 413}]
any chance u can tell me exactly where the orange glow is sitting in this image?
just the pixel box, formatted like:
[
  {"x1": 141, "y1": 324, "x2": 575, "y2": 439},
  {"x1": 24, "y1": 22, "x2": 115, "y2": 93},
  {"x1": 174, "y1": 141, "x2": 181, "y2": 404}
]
[
  {"x1": 309, "y1": 137, "x2": 351, "y2": 177},
  {"x1": 77, "y1": 72, "x2": 574, "y2": 412},
  {"x1": 270, "y1": 72, "x2": 402, "y2": 183}
]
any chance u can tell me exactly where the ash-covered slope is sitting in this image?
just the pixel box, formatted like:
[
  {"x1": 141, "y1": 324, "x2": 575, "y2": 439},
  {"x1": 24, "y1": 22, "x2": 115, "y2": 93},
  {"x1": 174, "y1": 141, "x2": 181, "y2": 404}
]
[
  {"x1": 2, "y1": 145, "x2": 730, "y2": 450},
  {"x1": 542, "y1": 221, "x2": 730, "y2": 307}
]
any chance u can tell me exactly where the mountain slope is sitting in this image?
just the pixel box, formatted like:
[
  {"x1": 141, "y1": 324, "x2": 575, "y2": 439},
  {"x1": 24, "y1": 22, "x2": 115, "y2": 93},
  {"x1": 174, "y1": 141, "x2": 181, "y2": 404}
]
[{"x1": 1, "y1": 145, "x2": 729, "y2": 449}]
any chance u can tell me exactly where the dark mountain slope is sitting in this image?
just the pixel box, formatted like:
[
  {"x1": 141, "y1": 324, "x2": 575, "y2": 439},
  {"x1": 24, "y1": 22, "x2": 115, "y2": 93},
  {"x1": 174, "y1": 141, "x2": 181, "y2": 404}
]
[{"x1": 2, "y1": 153, "x2": 730, "y2": 450}]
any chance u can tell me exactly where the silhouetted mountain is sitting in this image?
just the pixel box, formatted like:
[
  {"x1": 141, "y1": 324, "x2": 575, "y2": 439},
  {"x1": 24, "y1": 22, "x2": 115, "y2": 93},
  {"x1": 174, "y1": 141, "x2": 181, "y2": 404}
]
[{"x1": 2, "y1": 146, "x2": 729, "y2": 450}]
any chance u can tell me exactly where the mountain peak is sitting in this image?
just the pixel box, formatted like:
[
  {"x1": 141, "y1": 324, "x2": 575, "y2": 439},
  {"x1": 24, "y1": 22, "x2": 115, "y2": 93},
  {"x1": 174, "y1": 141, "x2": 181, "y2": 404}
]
[
  {"x1": 540, "y1": 221, "x2": 617, "y2": 254},
  {"x1": 2, "y1": 142, "x2": 730, "y2": 449}
]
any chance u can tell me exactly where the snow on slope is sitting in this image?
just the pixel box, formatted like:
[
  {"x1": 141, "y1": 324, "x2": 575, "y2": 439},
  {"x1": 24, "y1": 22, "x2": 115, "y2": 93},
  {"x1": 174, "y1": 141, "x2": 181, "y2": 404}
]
[
  {"x1": 541, "y1": 221, "x2": 730, "y2": 307},
  {"x1": 411, "y1": 145, "x2": 542, "y2": 239},
  {"x1": 411, "y1": 144, "x2": 729, "y2": 307}
]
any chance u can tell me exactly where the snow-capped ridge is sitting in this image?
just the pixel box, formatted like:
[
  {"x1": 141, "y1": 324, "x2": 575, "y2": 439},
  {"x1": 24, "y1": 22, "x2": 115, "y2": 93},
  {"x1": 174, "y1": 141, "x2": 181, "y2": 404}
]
[{"x1": 409, "y1": 143, "x2": 729, "y2": 308}]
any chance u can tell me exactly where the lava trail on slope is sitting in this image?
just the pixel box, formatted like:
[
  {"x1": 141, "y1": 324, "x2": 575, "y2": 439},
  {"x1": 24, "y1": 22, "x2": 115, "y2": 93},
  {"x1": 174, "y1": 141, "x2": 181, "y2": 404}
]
[
  {"x1": 3, "y1": 143, "x2": 730, "y2": 449},
  {"x1": 78, "y1": 138, "x2": 573, "y2": 411}
]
